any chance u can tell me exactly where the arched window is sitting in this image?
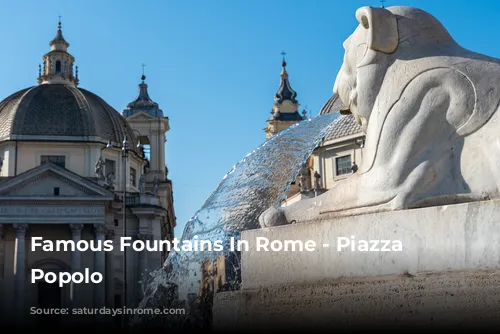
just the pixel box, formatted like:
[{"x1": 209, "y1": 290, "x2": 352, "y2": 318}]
[
  {"x1": 55, "y1": 60, "x2": 61, "y2": 74},
  {"x1": 143, "y1": 144, "x2": 151, "y2": 161}
]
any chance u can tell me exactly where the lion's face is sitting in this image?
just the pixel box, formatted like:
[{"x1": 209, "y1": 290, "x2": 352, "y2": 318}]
[
  {"x1": 333, "y1": 6, "x2": 399, "y2": 131},
  {"x1": 333, "y1": 26, "x2": 369, "y2": 125}
]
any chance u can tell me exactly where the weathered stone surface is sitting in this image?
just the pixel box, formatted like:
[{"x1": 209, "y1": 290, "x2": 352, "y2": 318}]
[
  {"x1": 214, "y1": 200, "x2": 500, "y2": 329},
  {"x1": 246, "y1": 200, "x2": 500, "y2": 289},
  {"x1": 220, "y1": 5, "x2": 500, "y2": 329},
  {"x1": 214, "y1": 269, "x2": 500, "y2": 330},
  {"x1": 260, "y1": 5, "x2": 500, "y2": 227}
]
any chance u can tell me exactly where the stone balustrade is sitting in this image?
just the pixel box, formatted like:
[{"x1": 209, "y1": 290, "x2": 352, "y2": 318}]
[{"x1": 114, "y1": 192, "x2": 159, "y2": 206}]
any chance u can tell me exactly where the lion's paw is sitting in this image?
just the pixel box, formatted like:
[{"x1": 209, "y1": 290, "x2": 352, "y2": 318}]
[{"x1": 259, "y1": 206, "x2": 289, "y2": 228}]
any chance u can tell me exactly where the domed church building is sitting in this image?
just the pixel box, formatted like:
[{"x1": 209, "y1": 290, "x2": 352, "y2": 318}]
[{"x1": 0, "y1": 21, "x2": 176, "y2": 326}]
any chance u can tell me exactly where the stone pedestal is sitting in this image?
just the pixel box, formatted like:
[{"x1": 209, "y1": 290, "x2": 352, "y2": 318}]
[
  {"x1": 215, "y1": 269, "x2": 500, "y2": 331},
  {"x1": 213, "y1": 199, "x2": 500, "y2": 330}
]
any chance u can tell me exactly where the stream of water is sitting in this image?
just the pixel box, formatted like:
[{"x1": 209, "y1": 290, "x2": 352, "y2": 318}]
[{"x1": 134, "y1": 112, "x2": 340, "y2": 328}]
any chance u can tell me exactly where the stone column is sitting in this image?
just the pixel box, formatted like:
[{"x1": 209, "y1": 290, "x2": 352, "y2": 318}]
[
  {"x1": 105, "y1": 229, "x2": 115, "y2": 308},
  {"x1": 13, "y1": 223, "x2": 27, "y2": 319},
  {"x1": 137, "y1": 233, "x2": 150, "y2": 300},
  {"x1": 149, "y1": 131, "x2": 157, "y2": 172},
  {"x1": 94, "y1": 224, "x2": 106, "y2": 316},
  {"x1": 161, "y1": 132, "x2": 167, "y2": 175},
  {"x1": 69, "y1": 224, "x2": 83, "y2": 308}
]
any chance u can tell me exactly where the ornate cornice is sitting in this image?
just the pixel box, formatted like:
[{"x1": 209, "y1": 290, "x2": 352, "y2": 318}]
[
  {"x1": 0, "y1": 200, "x2": 107, "y2": 205},
  {"x1": 130, "y1": 206, "x2": 167, "y2": 217}
]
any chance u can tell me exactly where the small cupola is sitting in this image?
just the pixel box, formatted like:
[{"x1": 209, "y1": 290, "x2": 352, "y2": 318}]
[
  {"x1": 123, "y1": 69, "x2": 163, "y2": 118},
  {"x1": 38, "y1": 19, "x2": 78, "y2": 86}
]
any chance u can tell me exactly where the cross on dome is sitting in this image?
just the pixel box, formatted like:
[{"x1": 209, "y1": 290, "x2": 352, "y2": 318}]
[{"x1": 281, "y1": 51, "x2": 287, "y2": 67}]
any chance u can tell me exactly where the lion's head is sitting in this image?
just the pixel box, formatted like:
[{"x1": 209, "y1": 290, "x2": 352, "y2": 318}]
[
  {"x1": 260, "y1": 6, "x2": 500, "y2": 228},
  {"x1": 333, "y1": 6, "x2": 457, "y2": 132}
]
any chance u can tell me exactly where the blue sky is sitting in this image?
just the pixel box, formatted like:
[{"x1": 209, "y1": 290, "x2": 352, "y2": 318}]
[{"x1": 1, "y1": 0, "x2": 500, "y2": 235}]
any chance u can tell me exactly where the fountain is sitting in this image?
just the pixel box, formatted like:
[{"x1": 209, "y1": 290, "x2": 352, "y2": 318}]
[
  {"x1": 134, "y1": 112, "x2": 339, "y2": 329},
  {"x1": 137, "y1": 4, "x2": 500, "y2": 329},
  {"x1": 213, "y1": 5, "x2": 500, "y2": 331}
]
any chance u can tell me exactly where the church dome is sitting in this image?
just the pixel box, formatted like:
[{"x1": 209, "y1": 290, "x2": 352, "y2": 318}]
[
  {"x1": 0, "y1": 84, "x2": 140, "y2": 153},
  {"x1": 0, "y1": 20, "x2": 140, "y2": 153},
  {"x1": 319, "y1": 94, "x2": 346, "y2": 115}
]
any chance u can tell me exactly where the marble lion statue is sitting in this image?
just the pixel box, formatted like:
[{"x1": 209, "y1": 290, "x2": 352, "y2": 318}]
[{"x1": 260, "y1": 5, "x2": 500, "y2": 227}]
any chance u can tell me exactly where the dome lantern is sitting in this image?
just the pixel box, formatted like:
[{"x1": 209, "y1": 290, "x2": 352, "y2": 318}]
[{"x1": 38, "y1": 19, "x2": 78, "y2": 86}]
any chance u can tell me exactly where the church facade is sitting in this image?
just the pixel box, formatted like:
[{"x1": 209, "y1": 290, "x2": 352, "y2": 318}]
[{"x1": 0, "y1": 22, "x2": 176, "y2": 327}]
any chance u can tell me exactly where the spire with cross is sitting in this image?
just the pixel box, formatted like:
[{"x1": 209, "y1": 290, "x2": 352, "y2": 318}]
[
  {"x1": 380, "y1": 0, "x2": 386, "y2": 8},
  {"x1": 50, "y1": 15, "x2": 67, "y2": 46},
  {"x1": 123, "y1": 64, "x2": 163, "y2": 117},
  {"x1": 274, "y1": 51, "x2": 297, "y2": 104},
  {"x1": 141, "y1": 63, "x2": 146, "y2": 81},
  {"x1": 265, "y1": 50, "x2": 301, "y2": 139}
]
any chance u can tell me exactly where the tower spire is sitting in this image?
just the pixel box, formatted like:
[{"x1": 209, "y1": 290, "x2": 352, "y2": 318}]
[
  {"x1": 275, "y1": 52, "x2": 296, "y2": 104},
  {"x1": 123, "y1": 70, "x2": 163, "y2": 118},
  {"x1": 50, "y1": 17, "x2": 68, "y2": 50},
  {"x1": 264, "y1": 53, "x2": 303, "y2": 139}
]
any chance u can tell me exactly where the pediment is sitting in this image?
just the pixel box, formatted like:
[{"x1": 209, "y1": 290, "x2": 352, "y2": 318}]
[
  {"x1": 126, "y1": 112, "x2": 158, "y2": 121},
  {"x1": 0, "y1": 163, "x2": 114, "y2": 200}
]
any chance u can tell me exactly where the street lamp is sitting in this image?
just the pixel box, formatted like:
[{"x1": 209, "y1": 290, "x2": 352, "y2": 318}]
[
  {"x1": 121, "y1": 134, "x2": 129, "y2": 323},
  {"x1": 100, "y1": 127, "x2": 143, "y2": 328},
  {"x1": 119, "y1": 130, "x2": 142, "y2": 326}
]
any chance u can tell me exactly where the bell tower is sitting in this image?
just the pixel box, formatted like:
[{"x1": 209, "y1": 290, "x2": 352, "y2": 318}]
[
  {"x1": 123, "y1": 71, "x2": 170, "y2": 180},
  {"x1": 264, "y1": 53, "x2": 306, "y2": 139},
  {"x1": 123, "y1": 69, "x2": 175, "y2": 243}
]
